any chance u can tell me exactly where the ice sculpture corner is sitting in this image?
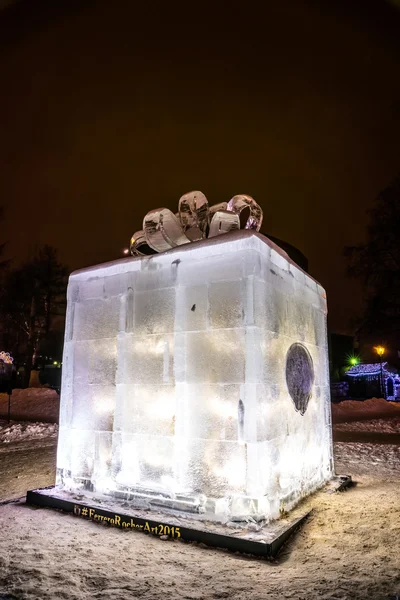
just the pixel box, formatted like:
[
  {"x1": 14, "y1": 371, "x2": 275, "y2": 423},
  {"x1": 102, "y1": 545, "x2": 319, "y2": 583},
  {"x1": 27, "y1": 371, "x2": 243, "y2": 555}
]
[{"x1": 57, "y1": 219, "x2": 334, "y2": 523}]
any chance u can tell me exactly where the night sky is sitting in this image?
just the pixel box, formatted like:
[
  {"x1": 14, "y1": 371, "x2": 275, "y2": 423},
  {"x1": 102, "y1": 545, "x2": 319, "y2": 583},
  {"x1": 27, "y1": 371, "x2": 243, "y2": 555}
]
[{"x1": 1, "y1": 0, "x2": 400, "y2": 332}]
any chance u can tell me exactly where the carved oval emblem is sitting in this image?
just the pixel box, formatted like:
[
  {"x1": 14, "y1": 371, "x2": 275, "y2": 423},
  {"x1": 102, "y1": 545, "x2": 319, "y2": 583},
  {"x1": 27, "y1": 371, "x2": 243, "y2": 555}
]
[{"x1": 285, "y1": 343, "x2": 314, "y2": 415}]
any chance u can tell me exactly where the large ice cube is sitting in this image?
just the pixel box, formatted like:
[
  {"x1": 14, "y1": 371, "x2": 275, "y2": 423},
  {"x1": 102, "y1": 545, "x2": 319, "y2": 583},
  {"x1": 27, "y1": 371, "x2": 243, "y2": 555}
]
[{"x1": 57, "y1": 231, "x2": 334, "y2": 523}]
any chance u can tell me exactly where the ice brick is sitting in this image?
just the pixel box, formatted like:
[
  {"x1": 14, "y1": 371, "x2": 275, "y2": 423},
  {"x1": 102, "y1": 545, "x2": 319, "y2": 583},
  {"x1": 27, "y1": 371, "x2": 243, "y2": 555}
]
[
  {"x1": 270, "y1": 247, "x2": 289, "y2": 272},
  {"x1": 117, "y1": 333, "x2": 174, "y2": 385},
  {"x1": 71, "y1": 339, "x2": 117, "y2": 386},
  {"x1": 114, "y1": 384, "x2": 176, "y2": 436},
  {"x1": 93, "y1": 432, "x2": 113, "y2": 484},
  {"x1": 312, "y1": 307, "x2": 328, "y2": 347},
  {"x1": 174, "y1": 383, "x2": 241, "y2": 442},
  {"x1": 134, "y1": 259, "x2": 179, "y2": 292},
  {"x1": 174, "y1": 285, "x2": 208, "y2": 332},
  {"x1": 69, "y1": 430, "x2": 96, "y2": 480},
  {"x1": 176, "y1": 250, "x2": 246, "y2": 287},
  {"x1": 73, "y1": 297, "x2": 120, "y2": 340},
  {"x1": 255, "y1": 385, "x2": 288, "y2": 442},
  {"x1": 209, "y1": 280, "x2": 245, "y2": 329},
  {"x1": 104, "y1": 273, "x2": 128, "y2": 297},
  {"x1": 184, "y1": 328, "x2": 246, "y2": 384},
  {"x1": 260, "y1": 331, "x2": 289, "y2": 389},
  {"x1": 177, "y1": 438, "x2": 247, "y2": 497},
  {"x1": 71, "y1": 384, "x2": 116, "y2": 432},
  {"x1": 245, "y1": 327, "x2": 263, "y2": 383},
  {"x1": 56, "y1": 427, "x2": 72, "y2": 475},
  {"x1": 58, "y1": 381, "x2": 73, "y2": 429},
  {"x1": 134, "y1": 288, "x2": 176, "y2": 335},
  {"x1": 286, "y1": 298, "x2": 312, "y2": 343},
  {"x1": 119, "y1": 287, "x2": 134, "y2": 333},
  {"x1": 253, "y1": 278, "x2": 290, "y2": 335},
  {"x1": 113, "y1": 433, "x2": 175, "y2": 491},
  {"x1": 79, "y1": 277, "x2": 104, "y2": 300}
]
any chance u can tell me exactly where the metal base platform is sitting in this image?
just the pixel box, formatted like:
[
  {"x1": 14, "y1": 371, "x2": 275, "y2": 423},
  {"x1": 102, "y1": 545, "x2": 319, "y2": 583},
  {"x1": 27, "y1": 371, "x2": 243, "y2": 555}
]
[
  {"x1": 26, "y1": 476, "x2": 351, "y2": 560},
  {"x1": 26, "y1": 487, "x2": 311, "y2": 560}
]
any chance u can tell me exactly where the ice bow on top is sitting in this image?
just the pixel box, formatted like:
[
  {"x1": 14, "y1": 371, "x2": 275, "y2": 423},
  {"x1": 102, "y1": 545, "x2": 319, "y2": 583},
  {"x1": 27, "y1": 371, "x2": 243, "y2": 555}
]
[{"x1": 129, "y1": 192, "x2": 263, "y2": 256}]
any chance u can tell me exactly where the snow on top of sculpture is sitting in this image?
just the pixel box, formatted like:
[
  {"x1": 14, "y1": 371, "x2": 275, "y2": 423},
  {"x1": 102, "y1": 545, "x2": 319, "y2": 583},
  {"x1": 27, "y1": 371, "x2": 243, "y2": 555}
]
[
  {"x1": 129, "y1": 192, "x2": 263, "y2": 256},
  {"x1": 57, "y1": 191, "x2": 333, "y2": 524}
]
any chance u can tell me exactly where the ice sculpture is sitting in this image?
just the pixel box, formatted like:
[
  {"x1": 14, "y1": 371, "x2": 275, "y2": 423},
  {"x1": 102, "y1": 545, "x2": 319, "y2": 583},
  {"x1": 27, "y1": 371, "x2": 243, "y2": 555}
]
[
  {"x1": 57, "y1": 229, "x2": 334, "y2": 522},
  {"x1": 178, "y1": 191, "x2": 208, "y2": 241},
  {"x1": 130, "y1": 191, "x2": 263, "y2": 257}
]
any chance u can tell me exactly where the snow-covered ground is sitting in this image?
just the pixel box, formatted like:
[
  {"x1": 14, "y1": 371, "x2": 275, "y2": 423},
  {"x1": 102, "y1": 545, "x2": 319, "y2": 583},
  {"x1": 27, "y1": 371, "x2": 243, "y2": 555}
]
[
  {"x1": 335, "y1": 417, "x2": 400, "y2": 433},
  {"x1": 0, "y1": 420, "x2": 58, "y2": 444},
  {"x1": 0, "y1": 393, "x2": 399, "y2": 599},
  {"x1": 0, "y1": 441, "x2": 399, "y2": 600},
  {"x1": 0, "y1": 388, "x2": 59, "y2": 445},
  {"x1": 0, "y1": 388, "x2": 59, "y2": 423},
  {"x1": 331, "y1": 396, "x2": 400, "y2": 423}
]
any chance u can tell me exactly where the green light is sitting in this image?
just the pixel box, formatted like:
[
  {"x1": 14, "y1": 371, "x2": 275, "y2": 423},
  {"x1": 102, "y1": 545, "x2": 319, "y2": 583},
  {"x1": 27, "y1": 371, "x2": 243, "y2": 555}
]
[{"x1": 346, "y1": 353, "x2": 361, "y2": 370}]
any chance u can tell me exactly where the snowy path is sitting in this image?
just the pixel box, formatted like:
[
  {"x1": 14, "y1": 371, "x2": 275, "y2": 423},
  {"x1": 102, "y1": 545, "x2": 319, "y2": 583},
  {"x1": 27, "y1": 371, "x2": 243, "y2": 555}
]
[{"x1": 0, "y1": 440, "x2": 56, "y2": 502}]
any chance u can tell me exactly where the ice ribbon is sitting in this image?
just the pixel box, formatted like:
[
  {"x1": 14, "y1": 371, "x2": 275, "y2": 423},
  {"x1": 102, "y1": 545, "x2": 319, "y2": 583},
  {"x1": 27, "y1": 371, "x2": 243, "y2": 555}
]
[{"x1": 129, "y1": 191, "x2": 263, "y2": 256}]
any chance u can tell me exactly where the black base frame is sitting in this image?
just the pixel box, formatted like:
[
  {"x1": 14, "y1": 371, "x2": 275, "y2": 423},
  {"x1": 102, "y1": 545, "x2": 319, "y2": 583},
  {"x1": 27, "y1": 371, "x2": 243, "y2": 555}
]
[{"x1": 26, "y1": 487, "x2": 312, "y2": 560}]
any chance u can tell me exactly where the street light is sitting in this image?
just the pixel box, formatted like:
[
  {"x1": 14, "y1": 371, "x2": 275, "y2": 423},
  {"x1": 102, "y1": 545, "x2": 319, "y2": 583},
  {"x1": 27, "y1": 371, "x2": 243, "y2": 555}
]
[{"x1": 374, "y1": 346, "x2": 386, "y2": 399}]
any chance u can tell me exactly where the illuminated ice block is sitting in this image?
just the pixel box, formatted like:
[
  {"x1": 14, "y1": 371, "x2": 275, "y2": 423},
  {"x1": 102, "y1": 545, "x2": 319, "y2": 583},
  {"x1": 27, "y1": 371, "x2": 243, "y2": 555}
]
[{"x1": 57, "y1": 231, "x2": 334, "y2": 522}]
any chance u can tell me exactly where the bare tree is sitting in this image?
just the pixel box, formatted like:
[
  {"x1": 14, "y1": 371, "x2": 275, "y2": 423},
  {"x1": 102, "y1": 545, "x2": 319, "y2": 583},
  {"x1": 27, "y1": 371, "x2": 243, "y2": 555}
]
[{"x1": 0, "y1": 245, "x2": 68, "y2": 387}]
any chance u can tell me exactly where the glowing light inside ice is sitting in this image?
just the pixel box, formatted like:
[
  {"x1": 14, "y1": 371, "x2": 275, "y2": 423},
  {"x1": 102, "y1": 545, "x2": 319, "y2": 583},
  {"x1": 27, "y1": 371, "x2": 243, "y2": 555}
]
[{"x1": 56, "y1": 231, "x2": 334, "y2": 522}]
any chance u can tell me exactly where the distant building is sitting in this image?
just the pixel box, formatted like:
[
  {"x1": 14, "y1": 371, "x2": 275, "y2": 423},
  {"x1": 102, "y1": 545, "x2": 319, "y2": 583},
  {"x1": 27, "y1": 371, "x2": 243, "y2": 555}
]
[{"x1": 346, "y1": 362, "x2": 400, "y2": 400}]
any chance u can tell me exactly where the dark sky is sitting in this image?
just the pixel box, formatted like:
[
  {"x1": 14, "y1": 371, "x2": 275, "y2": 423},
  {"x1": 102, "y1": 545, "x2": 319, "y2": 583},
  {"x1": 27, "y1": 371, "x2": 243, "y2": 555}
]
[{"x1": 1, "y1": 0, "x2": 400, "y2": 332}]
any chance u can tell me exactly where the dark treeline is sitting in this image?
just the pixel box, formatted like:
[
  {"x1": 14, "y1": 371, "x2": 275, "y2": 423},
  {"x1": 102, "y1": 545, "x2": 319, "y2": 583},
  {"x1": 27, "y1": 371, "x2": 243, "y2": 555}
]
[
  {"x1": 1, "y1": 175, "x2": 399, "y2": 387},
  {"x1": 0, "y1": 211, "x2": 68, "y2": 387},
  {"x1": 345, "y1": 176, "x2": 400, "y2": 354}
]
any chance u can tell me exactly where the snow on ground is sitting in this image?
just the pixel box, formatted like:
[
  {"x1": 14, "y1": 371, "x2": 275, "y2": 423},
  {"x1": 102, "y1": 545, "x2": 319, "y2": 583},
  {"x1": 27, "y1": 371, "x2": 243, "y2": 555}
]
[
  {"x1": 0, "y1": 388, "x2": 59, "y2": 446},
  {"x1": 335, "y1": 440, "x2": 400, "y2": 477},
  {"x1": 1, "y1": 441, "x2": 400, "y2": 600},
  {"x1": 335, "y1": 417, "x2": 400, "y2": 433},
  {"x1": 0, "y1": 393, "x2": 399, "y2": 599},
  {"x1": 331, "y1": 396, "x2": 400, "y2": 423},
  {"x1": 0, "y1": 388, "x2": 59, "y2": 423},
  {"x1": 0, "y1": 420, "x2": 58, "y2": 444}
]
